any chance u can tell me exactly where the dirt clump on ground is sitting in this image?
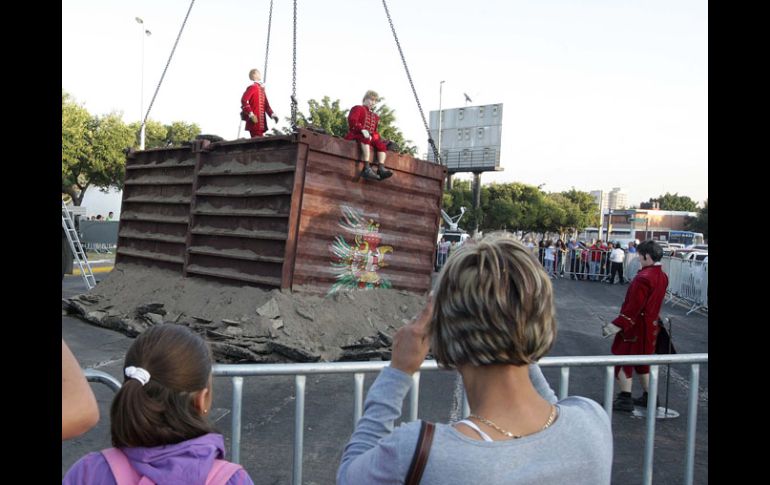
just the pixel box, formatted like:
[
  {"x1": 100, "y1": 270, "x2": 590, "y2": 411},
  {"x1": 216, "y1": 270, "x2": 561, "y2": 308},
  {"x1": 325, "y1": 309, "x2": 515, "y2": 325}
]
[{"x1": 64, "y1": 263, "x2": 428, "y2": 363}]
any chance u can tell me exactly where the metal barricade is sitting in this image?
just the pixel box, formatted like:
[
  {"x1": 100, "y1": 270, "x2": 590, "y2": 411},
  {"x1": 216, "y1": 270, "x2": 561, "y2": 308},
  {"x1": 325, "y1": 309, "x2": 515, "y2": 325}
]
[
  {"x1": 662, "y1": 257, "x2": 708, "y2": 314},
  {"x1": 87, "y1": 353, "x2": 707, "y2": 485}
]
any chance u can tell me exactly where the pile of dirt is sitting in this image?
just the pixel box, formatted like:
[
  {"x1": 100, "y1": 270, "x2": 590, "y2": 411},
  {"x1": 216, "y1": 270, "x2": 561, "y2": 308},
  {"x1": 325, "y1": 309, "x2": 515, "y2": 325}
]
[{"x1": 63, "y1": 263, "x2": 428, "y2": 363}]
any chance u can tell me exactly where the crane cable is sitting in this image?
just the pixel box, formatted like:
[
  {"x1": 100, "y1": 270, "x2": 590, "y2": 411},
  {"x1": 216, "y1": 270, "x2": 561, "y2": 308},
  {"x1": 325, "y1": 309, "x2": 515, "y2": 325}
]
[
  {"x1": 263, "y1": 0, "x2": 274, "y2": 82},
  {"x1": 142, "y1": 0, "x2": 197, "y2": 133}
]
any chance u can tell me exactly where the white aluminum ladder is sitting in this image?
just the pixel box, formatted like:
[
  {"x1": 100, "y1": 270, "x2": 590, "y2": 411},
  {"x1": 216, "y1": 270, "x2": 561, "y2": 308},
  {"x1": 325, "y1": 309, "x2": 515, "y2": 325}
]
[{"x1": 61, "y1": 201, "x2": 96, "y2": 290}]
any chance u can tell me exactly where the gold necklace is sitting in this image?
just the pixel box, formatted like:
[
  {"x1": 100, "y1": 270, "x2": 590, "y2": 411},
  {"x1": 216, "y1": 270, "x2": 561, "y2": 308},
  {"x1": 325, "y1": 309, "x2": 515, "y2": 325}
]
[{"x1": 469, "y1": 405, "x2": 558, "y2": 439}]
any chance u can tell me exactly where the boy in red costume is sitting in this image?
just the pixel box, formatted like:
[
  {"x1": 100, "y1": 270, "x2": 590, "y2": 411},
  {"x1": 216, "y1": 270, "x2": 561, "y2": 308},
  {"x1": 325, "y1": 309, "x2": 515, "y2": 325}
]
[
  {"x1": 344, "y1": 90, "x2": 393, "y2": 181},
  {"x1": 602, "y1": 240, "x2": 669, "y2": 411},
  {"x1": 241, "y1": 68, "x2": 278, "y2": 138}
]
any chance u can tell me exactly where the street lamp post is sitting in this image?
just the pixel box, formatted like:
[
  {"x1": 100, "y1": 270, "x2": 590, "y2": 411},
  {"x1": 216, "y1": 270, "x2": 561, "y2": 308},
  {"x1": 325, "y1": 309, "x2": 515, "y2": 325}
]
[{"x1": 135, "y1": 17, "x2": 151, "y2": 150}]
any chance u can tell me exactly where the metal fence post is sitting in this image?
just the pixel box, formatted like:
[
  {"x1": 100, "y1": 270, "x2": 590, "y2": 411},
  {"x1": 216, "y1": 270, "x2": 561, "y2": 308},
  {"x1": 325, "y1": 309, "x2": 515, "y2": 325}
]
[
  {"x1": 642, "y1": 365, "x2": 659, "y2": 485},
  {"x1": 293, "y1": 375, "x2": 306, "y2": 485},
  {"x1": 684, "y1": 364, "x2": 700, "y2": 485},
  {"x1": 231, "y1": 376, "x2": 243, "y2": 464},
  {"x1": 353, "y1": 373, "x2": 364, "y2": 426}
]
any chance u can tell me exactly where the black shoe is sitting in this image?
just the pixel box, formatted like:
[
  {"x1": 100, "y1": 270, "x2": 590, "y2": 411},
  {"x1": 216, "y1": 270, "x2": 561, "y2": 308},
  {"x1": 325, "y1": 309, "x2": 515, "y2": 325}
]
[
  {"x1": 613, "y1": 392, "x2": 634, "y2": 412},
  {"x1": 377, "y1": 166, "x2": 393, "y2": 179},
  {"x1": 361, "y1": 167, "x2": 381, "y2": 181},
  {"x1": 633, "y1": 392, "x2": 660, "y2": 408}
]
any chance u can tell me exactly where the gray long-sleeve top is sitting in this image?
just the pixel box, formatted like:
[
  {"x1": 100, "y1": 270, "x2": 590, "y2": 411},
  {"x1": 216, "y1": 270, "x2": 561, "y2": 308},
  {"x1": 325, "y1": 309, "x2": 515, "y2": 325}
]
[{"x1": 337, "y1": 365, "x2": 612, "y2": 485}]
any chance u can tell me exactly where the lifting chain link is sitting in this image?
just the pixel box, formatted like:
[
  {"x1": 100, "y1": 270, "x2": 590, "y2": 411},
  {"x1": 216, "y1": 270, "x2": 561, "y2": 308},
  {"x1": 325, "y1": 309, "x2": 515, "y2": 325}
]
[
  {"x1": 291, "y1": 0, "x2": 298, "y2": 130},
  {"x1": 381, "y1": 0, "x2": 442, "y2": 165}
]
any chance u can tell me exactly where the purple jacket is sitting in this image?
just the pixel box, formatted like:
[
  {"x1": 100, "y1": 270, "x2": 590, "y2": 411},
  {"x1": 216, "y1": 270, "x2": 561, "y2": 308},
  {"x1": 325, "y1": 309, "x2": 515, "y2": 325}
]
[{"x1": 63, "y1": 433, "x2": 253, "y2": 485}]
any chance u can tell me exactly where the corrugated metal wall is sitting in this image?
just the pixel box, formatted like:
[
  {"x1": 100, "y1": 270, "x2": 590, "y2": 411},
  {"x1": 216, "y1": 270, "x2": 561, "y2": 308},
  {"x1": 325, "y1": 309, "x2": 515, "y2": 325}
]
[
  {"x1": 116, "y1": 130, "x2": 445, "y2": 294},
  {"x1": 185, "y1": 138, "x2": 298, "y2": 287},
  {"x1": 289, "y1": 131, "x2": 445, "y2": 294},
  {"x1": 117, "y1": 146, "x2": 196, "y2": 270}
]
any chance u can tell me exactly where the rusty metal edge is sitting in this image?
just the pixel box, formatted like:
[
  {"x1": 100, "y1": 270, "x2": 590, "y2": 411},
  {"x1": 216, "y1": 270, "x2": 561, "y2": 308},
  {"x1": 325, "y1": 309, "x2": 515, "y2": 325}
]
[{"x1": 282, "y1": 142, "x2": 309, "y2": 290}]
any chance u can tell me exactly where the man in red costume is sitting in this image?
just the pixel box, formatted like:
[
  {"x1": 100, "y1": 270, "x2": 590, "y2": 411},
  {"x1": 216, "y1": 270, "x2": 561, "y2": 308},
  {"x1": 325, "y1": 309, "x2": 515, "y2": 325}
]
[
  {"x1": 602, "y1": 240, "x2": 669, "y2": 412},
  {"x1": 241, "y1": 68, "x2": 278, "y2": 138},
  {"x1": 344, "y1": 90, "x2": 393, "y2": 181}
]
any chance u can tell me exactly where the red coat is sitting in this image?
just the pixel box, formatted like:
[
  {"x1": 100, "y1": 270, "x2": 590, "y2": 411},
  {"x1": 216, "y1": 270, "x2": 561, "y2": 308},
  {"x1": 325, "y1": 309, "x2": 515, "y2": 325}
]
[
  {"x1": 611, "y1": 264, "x2": 669, "y2": 356},
  {"x1": 241, "y1": 83, "x2": 274, "y2": 137},
  {"x1": 344, "y1": 105, "x2": 387, "y2": 152}
]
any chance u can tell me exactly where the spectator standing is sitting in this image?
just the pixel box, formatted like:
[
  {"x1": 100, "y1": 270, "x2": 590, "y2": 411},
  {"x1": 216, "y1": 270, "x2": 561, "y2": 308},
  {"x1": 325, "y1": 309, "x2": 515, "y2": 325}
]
[
  {"x1": 602, "y1": 240, "x2": 669, "y2": 411},
  {"x1": 63, "y1": 325, "x2": 254, "y2": 484},
  {"x1": 589, "y1": 240, "x2": 603, "y2": 281},
  {"x1": 62, "y1": 339, "x2": 99, "y2": 440},
  {"x1": 543, "y1": 241, "x2": 556, "y2": 279},
  {"x1": 337, "y1": 235, "x2": 612, "y2": 485},
  {"x1": 607, "y1": 243, "x2": 625, "y2": 284}
]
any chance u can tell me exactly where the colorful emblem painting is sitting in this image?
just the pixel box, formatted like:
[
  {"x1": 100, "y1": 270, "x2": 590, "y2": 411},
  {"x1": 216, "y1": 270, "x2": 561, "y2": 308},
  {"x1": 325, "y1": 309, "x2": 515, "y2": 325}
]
[{"x1": 328, "y1": 205, "x2": 394, "y2": 294}]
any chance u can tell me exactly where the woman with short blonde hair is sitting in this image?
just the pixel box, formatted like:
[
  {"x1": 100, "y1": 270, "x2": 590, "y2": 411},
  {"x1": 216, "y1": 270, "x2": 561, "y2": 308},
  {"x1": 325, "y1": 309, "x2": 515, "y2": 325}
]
[{"x1": 338, "y1": 233, "x2": 612, "y2": 485}]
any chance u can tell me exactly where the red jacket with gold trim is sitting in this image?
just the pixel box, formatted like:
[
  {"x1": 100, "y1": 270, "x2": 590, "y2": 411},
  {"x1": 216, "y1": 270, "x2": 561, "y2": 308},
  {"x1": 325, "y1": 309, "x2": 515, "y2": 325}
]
[
  {"x1": 241, "y1": 82, "x2": 274, "y2": 136},
  {"x1": 611, "y1": 264, "x2": 669, "y2": 355},
  {"x1": 344, "y1": 105, "x2": 381, "y2": 143}
]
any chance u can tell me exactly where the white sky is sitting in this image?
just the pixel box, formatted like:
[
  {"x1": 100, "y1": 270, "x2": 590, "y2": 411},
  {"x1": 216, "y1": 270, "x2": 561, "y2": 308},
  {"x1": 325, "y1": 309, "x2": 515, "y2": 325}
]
[{"x1": 62, "y1": 0, "x2": 707, "y2": 209}]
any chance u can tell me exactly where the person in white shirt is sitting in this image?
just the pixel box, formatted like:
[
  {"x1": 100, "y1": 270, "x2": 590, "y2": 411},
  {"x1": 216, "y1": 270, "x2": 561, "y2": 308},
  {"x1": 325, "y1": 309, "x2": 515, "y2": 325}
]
[{"x1": 607, "y1": 242, "x2": 625, "y2": 284}]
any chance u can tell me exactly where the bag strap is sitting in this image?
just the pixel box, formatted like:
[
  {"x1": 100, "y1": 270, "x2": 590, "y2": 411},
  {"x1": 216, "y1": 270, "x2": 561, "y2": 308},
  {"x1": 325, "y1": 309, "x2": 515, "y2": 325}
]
[
  {"x1": 102, "y1": 448, "x2": 240, "y2": 485},
  {"x1": 101, "y1": 448, "x2": 151, "y2": 485},
  {"x1": 405, "y1": 420, "x2": 435, "y2": 485},
  {"x1": 206, "y1": 459, "x2": 243, "y2": 485}
]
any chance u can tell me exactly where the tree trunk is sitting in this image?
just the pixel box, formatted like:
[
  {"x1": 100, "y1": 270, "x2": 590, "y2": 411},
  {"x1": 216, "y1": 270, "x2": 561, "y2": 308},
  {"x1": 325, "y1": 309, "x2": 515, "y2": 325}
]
[{"x1": 62, "y1": 184, "x2": 89, "y2": 206}]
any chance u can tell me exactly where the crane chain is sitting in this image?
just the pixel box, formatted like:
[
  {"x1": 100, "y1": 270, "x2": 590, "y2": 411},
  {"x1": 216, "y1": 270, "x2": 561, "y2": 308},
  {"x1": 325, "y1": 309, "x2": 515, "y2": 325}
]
[
  {"x1": 381, "y1": 0, "x2": 441, "y2": 165},
  {"x1": 291, "y1": 0, "x2": 298, "y2": 130}
]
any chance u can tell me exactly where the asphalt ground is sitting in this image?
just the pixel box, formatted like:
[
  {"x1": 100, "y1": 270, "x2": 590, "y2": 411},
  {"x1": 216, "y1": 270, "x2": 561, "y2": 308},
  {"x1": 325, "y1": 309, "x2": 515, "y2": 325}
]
[{"x1": 62, "y1": 274, "x2": 708, "y2": 484}]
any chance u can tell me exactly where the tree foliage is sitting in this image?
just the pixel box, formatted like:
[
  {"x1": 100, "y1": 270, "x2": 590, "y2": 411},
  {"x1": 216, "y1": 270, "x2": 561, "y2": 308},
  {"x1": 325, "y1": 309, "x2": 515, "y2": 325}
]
[
  {"x1": 62, "y1": 92, "x2": 132, "y2": 205},
  {"x1": 441, "y1": 182, "x2": 598, "y2": 237},
  {"x1": 687, "y1": 198, "x2": 708, "y2": 240},
  {"x1": 127, "y1": 120, "x2": 201, "y2": 148},
  {"x1": 289, "y1": 96, "x2": 418, "y2": 155},
  {"x1": 294, "y1": 96, "x2": 349, "y2": 137},
  {"x1": 62, "y1": 90, "x2": 201, "y2": 205},
  {"x1": 650, "y1": 192, "x2": 698, "y2": 212}
]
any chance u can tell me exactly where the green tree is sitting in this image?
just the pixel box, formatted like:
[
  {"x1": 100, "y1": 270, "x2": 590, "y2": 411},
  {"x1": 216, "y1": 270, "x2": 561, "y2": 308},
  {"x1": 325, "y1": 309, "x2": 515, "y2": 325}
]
[
  {"x1": 62, "y1": 92, "x2": 92, "y2": 204},
  {"x1": 166, "y1": 121, "x2": 202, "y2": 146},
  {"x1": 373, "y1": 100, "x2": 417, "y2": 155},
  {"x1": 440, "y1": 182, "x2": 600, "y2": 239},
  {"x1": 62, "y1": 93, "x2": 133, "y2": 205},
  {"x1": 649, "y1": 192, "x2": 698, "y2": 212},
  {"x1": 560, "y1": 188, "x2": 600, "y2": 232},
  {"x1": 687, "y1": 199, "x2": 708, "y2": 240},
  {"x1": 288, "y1": 96, "x2": 418, "y2": 155},
  {"x1": 294, "y1": 96, "x2": 349, "y2": 137},
  {"x1": 88, "y1": 113, "x2": 135, "y2": 191},
  {"x1": 127, "y1": 120, "x2": 201, "y2": 148}
]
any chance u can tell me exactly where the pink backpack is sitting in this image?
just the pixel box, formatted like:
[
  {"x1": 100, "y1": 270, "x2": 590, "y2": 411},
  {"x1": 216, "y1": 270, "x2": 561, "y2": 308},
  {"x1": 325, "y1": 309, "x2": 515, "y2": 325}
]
[{"x1": 101, "y1": 448, "x2": 243, "y2": 485}]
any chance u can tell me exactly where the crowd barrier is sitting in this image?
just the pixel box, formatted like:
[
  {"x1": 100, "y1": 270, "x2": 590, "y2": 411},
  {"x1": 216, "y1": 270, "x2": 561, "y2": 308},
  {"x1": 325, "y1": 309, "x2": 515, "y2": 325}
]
[{"x1": 87, "y1": 353, "x2": 708, "y2": 485}]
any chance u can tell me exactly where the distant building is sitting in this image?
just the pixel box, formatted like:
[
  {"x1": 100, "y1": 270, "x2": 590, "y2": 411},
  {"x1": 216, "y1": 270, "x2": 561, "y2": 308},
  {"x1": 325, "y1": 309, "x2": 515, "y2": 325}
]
[
  {"x1": 590, "y1": 190, "x2": 608, "y2": 213},
  {"x1": 583, "y1": 208, "x2": 698, "y2": 243},
  {"x1": 608, "y1": 187, "x2": 628, "y2": 210},
  {"x1": 592, "y1": 188, "x2": 628, "y2": 211}
]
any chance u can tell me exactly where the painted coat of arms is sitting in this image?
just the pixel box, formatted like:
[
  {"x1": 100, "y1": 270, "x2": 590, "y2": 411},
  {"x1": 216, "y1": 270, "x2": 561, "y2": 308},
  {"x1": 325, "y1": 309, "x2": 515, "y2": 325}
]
[{"x1": 328, "y1": 206, "x2": 394, "y2": 294}]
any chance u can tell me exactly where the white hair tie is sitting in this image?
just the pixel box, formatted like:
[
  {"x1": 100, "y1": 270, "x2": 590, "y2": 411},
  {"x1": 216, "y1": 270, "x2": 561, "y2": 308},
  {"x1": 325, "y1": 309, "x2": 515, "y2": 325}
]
[{"x1": 125, "y1": 366, "x2": 151, "y2": 386}]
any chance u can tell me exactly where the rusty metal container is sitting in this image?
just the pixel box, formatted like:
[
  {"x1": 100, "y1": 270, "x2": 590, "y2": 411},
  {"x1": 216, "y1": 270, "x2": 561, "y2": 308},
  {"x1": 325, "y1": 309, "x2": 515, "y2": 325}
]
[{"x1": 117, "y1": 129, "x2": 446, "y2": 294}]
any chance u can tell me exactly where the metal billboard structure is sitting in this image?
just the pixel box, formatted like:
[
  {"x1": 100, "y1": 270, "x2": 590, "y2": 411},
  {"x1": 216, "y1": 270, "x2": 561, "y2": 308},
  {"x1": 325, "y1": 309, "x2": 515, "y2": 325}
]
[{"x1": 427, "y1": 104, "x2": 504, "y2": 174}]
